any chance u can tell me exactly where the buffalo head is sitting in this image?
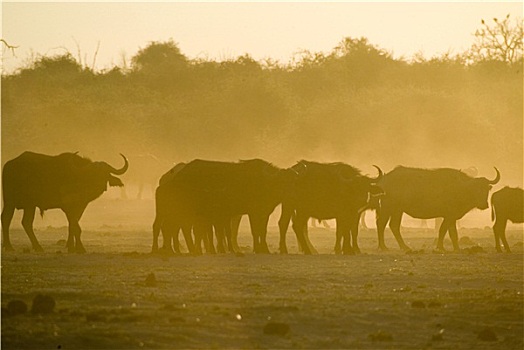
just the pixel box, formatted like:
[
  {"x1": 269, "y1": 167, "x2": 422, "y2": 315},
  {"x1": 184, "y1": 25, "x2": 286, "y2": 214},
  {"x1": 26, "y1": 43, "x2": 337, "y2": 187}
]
[
  {"x1": 468, "y1": 167, "x2": 500, "y2": 210},
  {"x1": 72, "y1": 154, "x2": 129, "y2": 196}
]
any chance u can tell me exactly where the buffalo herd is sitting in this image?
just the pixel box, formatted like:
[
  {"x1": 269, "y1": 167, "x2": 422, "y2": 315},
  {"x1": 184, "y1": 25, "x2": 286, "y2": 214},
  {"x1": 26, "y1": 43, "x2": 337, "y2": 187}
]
[{"x1": 1, "y1": 151, "x2": 523, "y2": 254}]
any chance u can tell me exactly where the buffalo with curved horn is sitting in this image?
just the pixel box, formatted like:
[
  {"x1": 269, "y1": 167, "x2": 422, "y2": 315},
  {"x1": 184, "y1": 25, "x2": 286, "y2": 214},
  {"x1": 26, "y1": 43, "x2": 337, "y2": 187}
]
[
  {"x1": 376, "y1": 166, "x2": 500, "y2": 252},
  {"x1": 278, "y1": 161, "x2": 384, "y2": 254},
  {"x1": 1, "y1": 151, "x2": 128, "y2": 253}
]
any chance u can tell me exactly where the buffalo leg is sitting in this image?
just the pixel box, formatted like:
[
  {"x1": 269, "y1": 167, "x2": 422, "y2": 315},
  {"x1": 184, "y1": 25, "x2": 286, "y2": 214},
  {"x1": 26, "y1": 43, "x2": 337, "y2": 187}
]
[
  {"x1": 388, "y1": 211, "x2": 410, "y2": 251},
  {"x1": 334, "y1": 228, "x2": 342, "y2": 254},
  {"x1": 300, "y1": 226, "x2": 309, "y2": 252},
  {"x1": 159, "y1": 222, "x2": 176, "y2": 255},
  {"x1": 217, "y1": 217, "x2": 233, "y2": 253},
  {"x1": 152, "y1": 216, "x2": 162, "y2": 253},
  {"x1": 249, "y1": 214, "x2": 270, "y2": 254},
  {"x1": 349, "y1": 213, "x2": 361, "y2": 254},
  {"x1": 291, "y1": 212, "x2": 313, "y2": 254},
  {"x1": 181, "y1": 224, "x2": 195, "y2": 254},
  {"x1": 195, "y1": 221, "x2": 215, "y2": 254},
  {"x1": 21, "y1": 207, "x2": 43, "y2": 252},
  {"x1": 278, "y1": 204, "x2": 293, "y2": 254},
  {"x1": 64, "y1": 208, "x2": 86, "y2": 254},
  {"x1": 376, "y1": 207, "x2": 390, "y2": 251},
  {"x1": 499, "y1": 223, "x2": 511, "y2": 253},
  {"x1": 448, "y1": 220, "x2": 460, "y2": 251},
  {"x1": 230, "y1": 215, "x2": 242, "y2": 253},
  {"x1": 192, "y1": 221, "x2": 206, "y2": 255},
  {"x1": 436, "y1": 219, "x2": 450, "y2": 251},
  {"x1": 214, "y1": 222, "x2": 227, "y2": 254},
  {"x1": 335, "y1": 217, "x2": 353, "y2": 255},
  {"x1": 194, "y1": 221, "x2": 214, "y2": 254},
  {"x1": 359, "y1": 212, "x2": 368, "y2": 230},
  {"x1": 1, "y1": 204, "x2": 15, "y2": 251},
  {"x1": 223, "y1": 221, "x2": 233, "y2": 253},
  {"x1": 206, "y1": 223, "x2": 216, "y2": 254},
  {"x1": 170, "y1": 225, "x2": 182, "y2": 254},
  {"x1": 301, "y1": 225, "x2": 318, "y2": 254},
  {"x1": 493, "y1": 218, "x2": 511, "y2": 253}
]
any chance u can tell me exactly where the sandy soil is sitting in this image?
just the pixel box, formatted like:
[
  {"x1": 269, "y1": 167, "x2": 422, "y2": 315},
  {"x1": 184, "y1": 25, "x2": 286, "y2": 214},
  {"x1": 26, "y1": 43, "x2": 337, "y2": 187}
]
[{"x1": 2, "y1": 197, "x2": 523, "y2": 349}]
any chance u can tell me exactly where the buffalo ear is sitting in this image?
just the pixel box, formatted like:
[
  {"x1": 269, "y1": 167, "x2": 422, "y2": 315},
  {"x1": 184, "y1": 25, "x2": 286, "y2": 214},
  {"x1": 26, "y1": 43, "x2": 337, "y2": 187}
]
[
  {"x1": 369, "y1": 185, "x2": 385, "y2": 196},
  {"x1": 108, "y1": 175, "x2": 124, "y2": 187}
]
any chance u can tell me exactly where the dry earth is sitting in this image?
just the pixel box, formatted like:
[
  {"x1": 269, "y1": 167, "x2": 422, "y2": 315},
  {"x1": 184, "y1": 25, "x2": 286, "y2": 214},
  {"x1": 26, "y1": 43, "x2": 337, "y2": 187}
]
[{"x1": 2, "y1": 197, "x2": 523, "y2": 349}]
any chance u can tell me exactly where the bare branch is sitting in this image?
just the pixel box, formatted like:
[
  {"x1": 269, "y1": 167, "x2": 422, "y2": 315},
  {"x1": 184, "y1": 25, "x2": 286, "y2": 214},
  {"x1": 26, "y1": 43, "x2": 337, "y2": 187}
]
[
  {"x1": 91, "y1": 41, "x2": 101, "y2": 71},
  {"x1": 1, "y1": 39, "x2": 18, "y2": 56},
  {"x1": 469, "y1": 15, "x2": 523, "y2": 63}
]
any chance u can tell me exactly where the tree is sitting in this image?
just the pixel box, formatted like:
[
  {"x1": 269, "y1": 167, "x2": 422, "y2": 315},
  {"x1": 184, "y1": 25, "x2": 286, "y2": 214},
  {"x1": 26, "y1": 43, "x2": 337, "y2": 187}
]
[
  {"x1": 469, "y1": 14, "x2": 523, "y2": 64},
  {"x1": 130, "y1": 39, "x2": 189, "y2": 90},
  {"x1": 131, "y1": 39, "x2": 188, "y2": 73}
]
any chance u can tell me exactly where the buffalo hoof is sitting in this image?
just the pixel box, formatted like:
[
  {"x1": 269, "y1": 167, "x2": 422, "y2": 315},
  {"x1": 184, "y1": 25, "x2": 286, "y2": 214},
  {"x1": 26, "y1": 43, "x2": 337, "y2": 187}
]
[
  {"x1": 191, "y1": 247, "x2": 203, "y2": 256},
  {"x1": 279, "y1": 246, "x2": 288, "y2": 254},
  {"x1": 301, "y1": 244, "x2": 315, "y2": 255},
  {"x1": 255, "y1": 247, "x2": 270, "y2": 254},
  {"x1": 33, "y1": 245, "x2": 44, "y2": 253},
  {"x1": 433, "y1": 247, "x2": 446, "y2": 253},
  {"x1": 158, "y1": 247, "x2": 176, "y2": 256},
  {"x1": 378, "y1": 245, "x2": 389, "y2": 252},
  {"x1": 75, "y1": 246, "x2": 87, "y2": 254}
]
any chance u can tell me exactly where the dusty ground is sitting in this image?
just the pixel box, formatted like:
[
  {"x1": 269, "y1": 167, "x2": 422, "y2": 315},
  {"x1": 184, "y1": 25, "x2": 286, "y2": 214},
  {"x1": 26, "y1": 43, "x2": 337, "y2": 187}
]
[{"x1": 2, "y1": 197, "x2": 523, "y2": 349}]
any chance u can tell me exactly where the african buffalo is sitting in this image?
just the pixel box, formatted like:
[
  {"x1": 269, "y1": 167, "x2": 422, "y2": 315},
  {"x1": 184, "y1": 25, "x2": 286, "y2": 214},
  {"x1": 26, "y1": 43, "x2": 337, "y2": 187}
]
[
  {"x1": 278, "y1": 161, "x2": 384, "y2": 254},
  {"x1": 491, "y1": 186, "x2": 523, "y2": 253},
  {"x1": 152, "y1": 162, "x2": 192, "y2": 253},
  {"x1": 154, "y1": 159, "x2": 297, "y2": 254},
  {"x1": 376, "y1": 166, "x2": 500, "y2": 251},
  {"x1": 153, "y1": 162, "x2": 241, "y2": 255},
  {"x1": 1, "y1": 151, "x2": 128, "y2": 253}
]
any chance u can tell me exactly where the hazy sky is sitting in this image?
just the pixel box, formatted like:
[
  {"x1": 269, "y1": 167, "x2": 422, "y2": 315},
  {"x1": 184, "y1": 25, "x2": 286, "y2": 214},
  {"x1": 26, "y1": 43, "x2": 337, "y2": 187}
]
[{"x1": 1, "y1": 1, "x2": 522, "y2": 73}]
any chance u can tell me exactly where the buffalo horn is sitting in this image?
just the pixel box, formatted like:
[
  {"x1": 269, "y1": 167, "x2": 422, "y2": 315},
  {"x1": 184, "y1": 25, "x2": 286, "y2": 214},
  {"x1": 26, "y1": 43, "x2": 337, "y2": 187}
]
[
  {"x1": 106, "y1": 154, "x2": 129, "y2": 175},
  {"x1": 487, "y1": 167, "x2": 500, "y2": 185},
  {"x1": 371, "y1": 165, "x2": 384, "y2": 181}
]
